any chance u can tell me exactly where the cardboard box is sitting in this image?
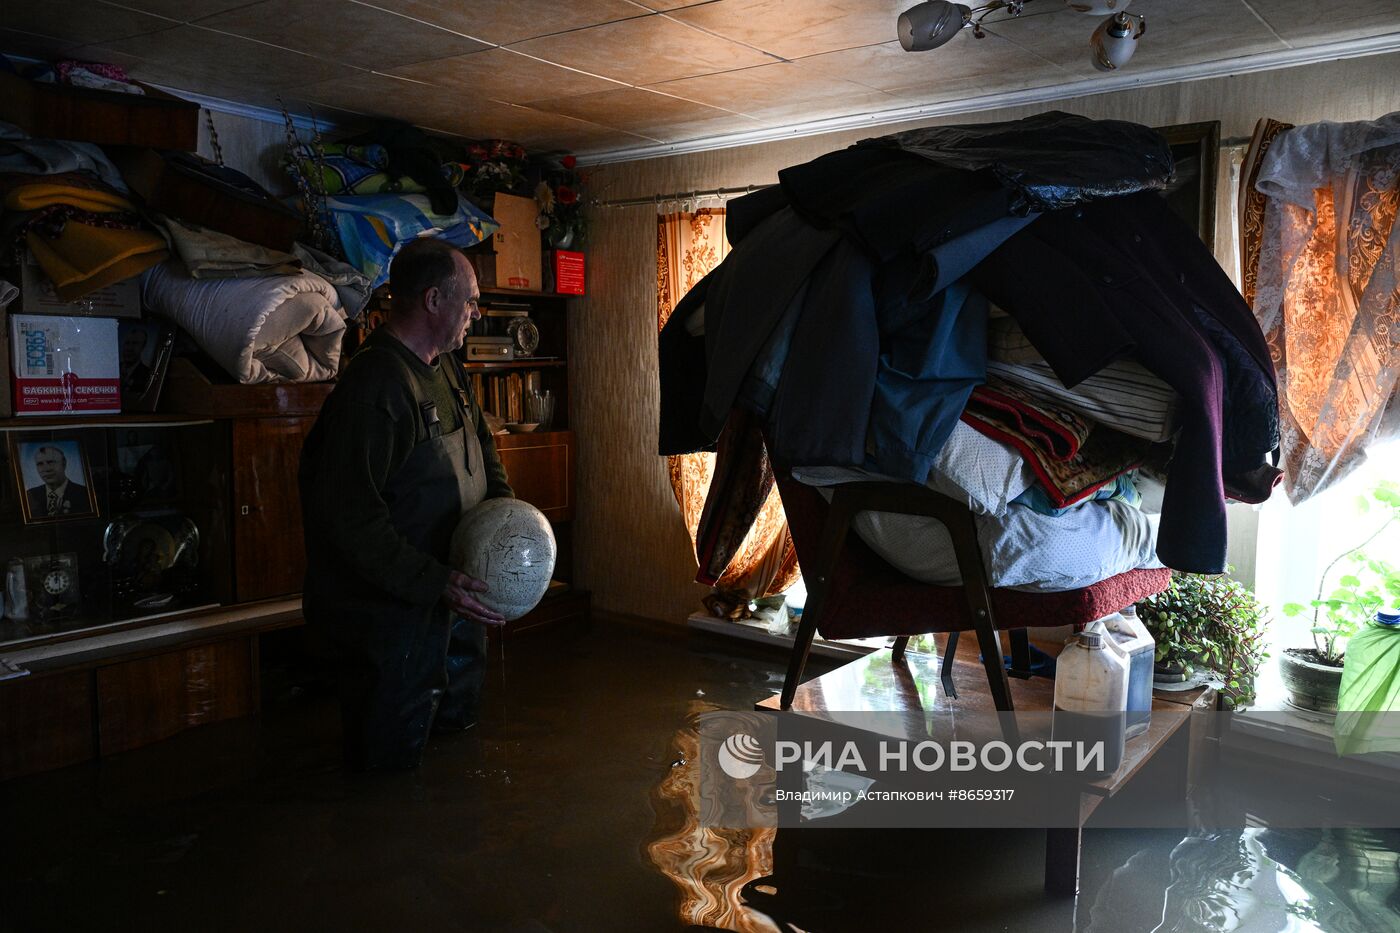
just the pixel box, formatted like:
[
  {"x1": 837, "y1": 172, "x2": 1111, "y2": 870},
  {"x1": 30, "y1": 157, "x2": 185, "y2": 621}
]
[
  {"x1": 10, "y1": 315, "x2": 121, "y2": 416},
  {"x1": 550, "y1": 250, "x2": 586, "y2": 295},
  {"x1": 490, "y1": 193, "x2": 542, "y2": 291},
  {"x1": 20, "y1": 251, "x2": 141, "y2": 319}
]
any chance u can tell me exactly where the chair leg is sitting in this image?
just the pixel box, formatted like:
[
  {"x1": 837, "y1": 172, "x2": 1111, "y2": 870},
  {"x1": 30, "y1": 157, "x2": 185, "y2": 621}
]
[
  {"x1": 972, "y1": 617, "x2": 1014, "y2": 712},
  {"x1": 780, "y1": 603, "x2": 820, "y2": 710},
  {"x1": 891, "y1": 636, "x2": 909, "y2": 662},
  {"x1": 940, "y1": 631, "x2": 959, "y2": 698},
  {"x1": 1008, "y1": 628, "x2": 1033, "y2": 679},
  {"x1": 780, "y1": 490, "x2": 856, "y2": 710}
]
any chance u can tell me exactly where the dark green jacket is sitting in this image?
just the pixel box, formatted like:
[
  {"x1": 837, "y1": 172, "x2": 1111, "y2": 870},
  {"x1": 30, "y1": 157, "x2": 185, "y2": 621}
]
[{"x1": 299, "y1": 329, "x2": 512, "y2": 611}]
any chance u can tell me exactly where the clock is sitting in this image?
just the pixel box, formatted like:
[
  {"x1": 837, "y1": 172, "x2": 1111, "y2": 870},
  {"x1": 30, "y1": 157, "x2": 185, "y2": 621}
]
[
  {"x1": 505, "y1": 316, "x2": 539, "y2": 357},
  {"x1": 24, "y1": 553, "x2": 80, "y2": 621},
  {"x1": 43, "y1": 566, "x2": 72, "y2": 595}
]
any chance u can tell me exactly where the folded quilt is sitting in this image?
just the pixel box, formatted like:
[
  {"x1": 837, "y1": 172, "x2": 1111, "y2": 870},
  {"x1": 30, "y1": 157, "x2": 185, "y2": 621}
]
[
  {"x1": 960, "y1": 380, "x2": 1145, "y2": 509},
  {"x1": 987, "y1": 314, "x2": 1178, "y2": 442},
  {"x1": 142, "y1": 262, "x2": 345, "y2": 383},
  {"x1": 156, "y1": 215, "x2": 302, "y2": 279},
  {"x1": 324, "y1": 192, "x2": 498, "y2": 288}
]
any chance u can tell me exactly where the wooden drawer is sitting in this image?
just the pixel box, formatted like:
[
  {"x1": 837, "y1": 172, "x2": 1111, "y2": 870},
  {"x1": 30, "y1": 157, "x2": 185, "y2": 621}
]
[
  {"x1": 0, "y1": 670, "x2": 96, "y2": 781},
  {"x1": 494, "y1": 430, "x2": 573, "y2": 521},
  {"x1": 96, "y1": 638, "x2": 256, "y2": 756}
]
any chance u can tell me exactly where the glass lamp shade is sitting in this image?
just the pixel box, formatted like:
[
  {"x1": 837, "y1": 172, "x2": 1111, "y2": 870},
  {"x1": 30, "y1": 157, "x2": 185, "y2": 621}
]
[
  {"x1": 1065, "y1": 0, "x2": 1131, "y2": 14},
  {"x1": 898, "y1": 1, "x2": 972, "y2": 52},
  {"x1": 1090, "y1": 12, "x2": 1142, "y2": 71}
]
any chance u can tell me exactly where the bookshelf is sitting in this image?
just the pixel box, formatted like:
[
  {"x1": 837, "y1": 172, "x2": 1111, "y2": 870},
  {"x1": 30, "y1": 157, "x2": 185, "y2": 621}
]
[{"x1": 465, "y1": 286, "x2": 589, "y2": 637}]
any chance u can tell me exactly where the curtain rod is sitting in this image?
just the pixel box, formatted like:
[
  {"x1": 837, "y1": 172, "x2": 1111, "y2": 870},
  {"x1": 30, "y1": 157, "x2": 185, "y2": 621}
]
[
  {"x1": 595, "y1": 183, "x2": 776, "y2": 209},
  {"x1": 599, "y1": 137, "x2": 1253, "y2": 209}
]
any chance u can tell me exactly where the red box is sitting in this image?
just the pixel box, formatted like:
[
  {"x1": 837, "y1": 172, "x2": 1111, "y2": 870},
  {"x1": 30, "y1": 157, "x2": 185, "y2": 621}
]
[{"x1": 552, "y1": 250, "x2": 585, "y2": 296}]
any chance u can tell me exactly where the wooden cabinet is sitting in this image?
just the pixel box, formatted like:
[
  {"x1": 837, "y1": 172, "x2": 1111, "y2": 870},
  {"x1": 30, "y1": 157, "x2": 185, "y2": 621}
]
[
  {"x1": 164, "y1": 358, "x2": 330, "y2": 603},
  {"x1": 232, "y1": 417, "x2": 315, "y2": 602},
  {"x1": 96, "y1": 637, "x2": 256, "y2": 756},
  {"x1": 495, "y1": 430, "x2": 573, "y2": 521}
]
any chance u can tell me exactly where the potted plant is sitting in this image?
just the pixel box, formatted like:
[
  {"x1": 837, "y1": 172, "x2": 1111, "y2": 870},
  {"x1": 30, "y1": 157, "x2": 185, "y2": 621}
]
[
  {"x1": 1281, "y1": 481, "x2": 1400, "y2": 713},
  {"x1": 1135, "y1": 569, "x2": 1269, "y2": 708}
]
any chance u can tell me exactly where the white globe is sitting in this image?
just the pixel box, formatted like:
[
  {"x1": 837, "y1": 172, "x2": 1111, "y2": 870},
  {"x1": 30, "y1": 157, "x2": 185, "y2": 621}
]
[{"x1": 449, "y1": 498, "x2": 557, "y2": 621}]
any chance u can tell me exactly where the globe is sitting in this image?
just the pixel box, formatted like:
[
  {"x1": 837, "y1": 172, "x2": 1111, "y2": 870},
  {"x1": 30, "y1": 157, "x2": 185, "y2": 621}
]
[{"x1": 449, "y1": 498, "x2": 557, "y2": 621}]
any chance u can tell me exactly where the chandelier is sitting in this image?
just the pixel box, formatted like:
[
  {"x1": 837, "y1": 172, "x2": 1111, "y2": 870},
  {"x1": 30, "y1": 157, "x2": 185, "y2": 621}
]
[{"x1": 898, "y1": 0, "x2": 1148, "y2": 71}]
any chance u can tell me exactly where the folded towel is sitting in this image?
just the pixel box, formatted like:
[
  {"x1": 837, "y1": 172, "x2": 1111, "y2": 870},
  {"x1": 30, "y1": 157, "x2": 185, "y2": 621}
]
[{"x1": 960, "y1": 379, "x2": 1146, "y2": 509}]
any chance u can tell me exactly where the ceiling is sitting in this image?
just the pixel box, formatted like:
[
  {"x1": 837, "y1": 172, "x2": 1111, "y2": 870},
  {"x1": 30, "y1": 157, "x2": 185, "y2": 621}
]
[{"x1": 5, "y1": 0, "x2": 1400, "y2": 161}]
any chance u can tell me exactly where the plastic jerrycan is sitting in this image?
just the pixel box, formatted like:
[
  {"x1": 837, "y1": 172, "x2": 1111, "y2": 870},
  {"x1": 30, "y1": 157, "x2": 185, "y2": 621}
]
[
  {"x1": 1096, "y1": 609, "x2": 1155, "y2": 739},
  {"x1": 1053, "y1": 626, "x2": 1130, "y2": 775}
]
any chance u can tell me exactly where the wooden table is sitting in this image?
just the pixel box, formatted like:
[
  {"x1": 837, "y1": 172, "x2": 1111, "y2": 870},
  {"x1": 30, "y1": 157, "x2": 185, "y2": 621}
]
[{"x1": 756, "y1": 643, "x2": 1216, "y2": 895}]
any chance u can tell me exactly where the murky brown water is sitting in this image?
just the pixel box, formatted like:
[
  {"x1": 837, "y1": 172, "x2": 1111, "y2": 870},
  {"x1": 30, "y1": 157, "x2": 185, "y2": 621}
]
[{"x1": 4, "y1": 619, "x2": 1398, "y2": 932}]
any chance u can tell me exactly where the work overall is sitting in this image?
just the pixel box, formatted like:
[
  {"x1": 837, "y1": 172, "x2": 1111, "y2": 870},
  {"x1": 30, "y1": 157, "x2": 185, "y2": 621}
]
[{"x1": 331, "y1": 351, "x2": 489, "y2": 770}]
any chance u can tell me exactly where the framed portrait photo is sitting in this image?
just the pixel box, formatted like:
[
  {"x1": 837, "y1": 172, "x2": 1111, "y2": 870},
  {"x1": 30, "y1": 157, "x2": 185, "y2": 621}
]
[{"x1": 10, "y1": 437, "x2": 98, "y2": 524}]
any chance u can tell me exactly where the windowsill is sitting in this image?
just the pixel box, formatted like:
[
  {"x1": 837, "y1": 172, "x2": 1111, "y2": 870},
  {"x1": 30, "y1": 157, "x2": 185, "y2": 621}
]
[{"x1": 686, "y1": 611, "x2": 898, "y2": 661}]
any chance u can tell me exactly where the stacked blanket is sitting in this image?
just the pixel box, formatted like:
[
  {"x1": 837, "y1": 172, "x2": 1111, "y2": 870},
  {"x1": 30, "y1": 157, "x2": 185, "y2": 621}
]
[{"x1": 142, "y1": 262, "x2": 346, "y2": 384}]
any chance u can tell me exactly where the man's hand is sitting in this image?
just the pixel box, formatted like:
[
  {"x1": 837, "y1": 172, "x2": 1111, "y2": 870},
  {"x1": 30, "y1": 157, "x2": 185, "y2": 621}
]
[{"x1": 444, "y1": 571, "x2": 506, "y2": 625}]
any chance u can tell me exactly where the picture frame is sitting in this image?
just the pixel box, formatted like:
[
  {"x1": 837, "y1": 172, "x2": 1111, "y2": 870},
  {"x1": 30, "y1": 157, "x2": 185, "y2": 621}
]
[
  {"x1": 10, "y1": 436, "x2": 98, "y2": 524},
  {"x1": 1155, "y1": 120, "x2": 1221, "y2": 245}
]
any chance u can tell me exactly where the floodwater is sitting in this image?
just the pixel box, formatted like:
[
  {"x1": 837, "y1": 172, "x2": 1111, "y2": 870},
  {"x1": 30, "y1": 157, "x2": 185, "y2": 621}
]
[{"x1": 2, "y1": 617, "x2": 1397, "y2": 932}]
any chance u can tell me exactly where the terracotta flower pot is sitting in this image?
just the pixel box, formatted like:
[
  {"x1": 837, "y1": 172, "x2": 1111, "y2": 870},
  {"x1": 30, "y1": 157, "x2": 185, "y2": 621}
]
[{"x1": 1280, "y1": 647, "x2": 1343, "y2": 713}]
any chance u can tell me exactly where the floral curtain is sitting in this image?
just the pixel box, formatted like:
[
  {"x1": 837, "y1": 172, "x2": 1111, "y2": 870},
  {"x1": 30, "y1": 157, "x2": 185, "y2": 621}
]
[
  {"x1": 1243, "y1": 115, "x2": 1400, "y2": 503},
  {"x1": 657, "y1": 209, "x2": 800, "y2": 602}
]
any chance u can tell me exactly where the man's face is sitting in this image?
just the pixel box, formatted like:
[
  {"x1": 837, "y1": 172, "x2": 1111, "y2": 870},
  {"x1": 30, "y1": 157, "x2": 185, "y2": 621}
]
[
  {"x1": 35, "y1": 449, "x2": 65, "y2": 486},
  {"x1": 437, "y1": 254, "x2": 481, "y2": 353}
]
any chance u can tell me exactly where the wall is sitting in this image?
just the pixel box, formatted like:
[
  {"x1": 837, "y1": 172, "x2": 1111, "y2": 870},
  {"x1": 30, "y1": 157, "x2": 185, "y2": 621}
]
[
  {"x1": 194, "y1": 108, "x2": 293, "y2": 197},
  {"x1": 571, "y1": 51, "x2": 1400, "y2": 624}
]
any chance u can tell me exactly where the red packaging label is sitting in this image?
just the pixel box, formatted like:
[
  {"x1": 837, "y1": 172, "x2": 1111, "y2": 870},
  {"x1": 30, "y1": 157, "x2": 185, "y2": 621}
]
[{"x1": 553, "y1": 250, "x2": 585, "y2": 295}]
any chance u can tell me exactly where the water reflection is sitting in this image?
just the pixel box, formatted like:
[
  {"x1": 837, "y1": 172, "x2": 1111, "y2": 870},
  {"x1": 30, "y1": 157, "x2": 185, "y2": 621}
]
[
  {"x1": 1143, "y1": 828, "x2": 1400, "y2": 933},
  {"x1": 646, "y1": 706, "x2": 1400, "y2": 932},
  {"x1": 646, "y1": 702, "x2": 781, "y2": 933}
]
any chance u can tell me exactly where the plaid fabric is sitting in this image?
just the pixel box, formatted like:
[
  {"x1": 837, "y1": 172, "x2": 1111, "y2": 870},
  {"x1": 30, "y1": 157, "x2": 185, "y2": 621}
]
[{"x1": 960, "y1": 380, "x2": 1146, "y2": 509}]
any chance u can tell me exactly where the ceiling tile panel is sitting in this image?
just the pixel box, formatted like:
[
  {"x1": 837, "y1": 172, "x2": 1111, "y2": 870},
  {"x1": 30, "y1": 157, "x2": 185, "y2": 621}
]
[
  {"x1": 647, "y1": 61, "x2": 893, "y2": 121},
  {"x1": 799, "y1": 33, "x2": 1066, "y2": 94},
  {"x1": 197, "y1": 0, "x2": 489, "y2": 68},
  {"x1": 388, "y1": 48, "x2": 626, "y2": 103},
  {"x1": 348, "y1": 0, "x2": 649, "y2": 46},
  {"x1": 2, "y1": 0, "x2": 174, "y2": 47},
  {"x1": 509, "y1": 15, "x2": 777, "y2": 85},
  {"x1": 105, "y1": 0, "x2": 262, "y2": 20},
  {"x1": 1247, "y1": 0, "x2": 1400, "y2": 45},
  {"x1": 525, "y1": 86, "x2": 759, "y2": 140},
  {"x1": 296, "y1": 70, "x2": 645, "y2": 148},
  {"x1": 984, "y1": 0, "x2": 1285, "y2": 75},
  {"x1": 85, "y1": 26, "x2": 360, "y2": 92},
  {"x1": 668, "y1": 0, "x2": 909, "y2": 59},
  {"x1": 0, "y1": 28, "x2": 86, "y2": 59}
]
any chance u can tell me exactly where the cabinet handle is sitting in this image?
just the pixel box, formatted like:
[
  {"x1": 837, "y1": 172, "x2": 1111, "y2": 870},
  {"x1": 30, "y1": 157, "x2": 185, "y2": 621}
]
[{"x1": 240, "y1": 505, "x2": 260, "y2": 516}]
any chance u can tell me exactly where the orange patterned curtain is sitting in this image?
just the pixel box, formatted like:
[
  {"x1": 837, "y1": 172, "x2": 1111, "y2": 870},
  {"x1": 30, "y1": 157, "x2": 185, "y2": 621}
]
[
  {"x1": 657, "y1": 209, "x2": 800, "y2": 602},
  {"x1": 1243, "y1": 118, "x2": 1400, "y2": 503}
]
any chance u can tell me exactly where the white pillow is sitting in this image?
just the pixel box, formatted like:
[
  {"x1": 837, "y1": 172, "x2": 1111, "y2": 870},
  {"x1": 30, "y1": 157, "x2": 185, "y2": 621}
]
[{"x1": 791, "y1": 422, "x2": 1034, "y2": 517}]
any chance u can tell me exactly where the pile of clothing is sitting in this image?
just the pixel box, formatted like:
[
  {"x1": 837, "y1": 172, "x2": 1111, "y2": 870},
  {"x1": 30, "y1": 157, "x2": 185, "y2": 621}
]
[
  {"x1": 659, "y1": 112, "x2": 1282, "y2": 590},
  {"x1": 285, "y1": 123, "x2": 498, "y2": 289}
]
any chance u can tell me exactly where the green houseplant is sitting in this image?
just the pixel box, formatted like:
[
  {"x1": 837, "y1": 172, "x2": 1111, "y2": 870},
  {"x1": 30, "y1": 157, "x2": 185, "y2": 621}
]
[
  {"x1": 1281, "y1": 480, "x2": 1400, "y2": 712},
  {"x1": 1135, "y1": 570, "x2": 1269, "y2": 708}
]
